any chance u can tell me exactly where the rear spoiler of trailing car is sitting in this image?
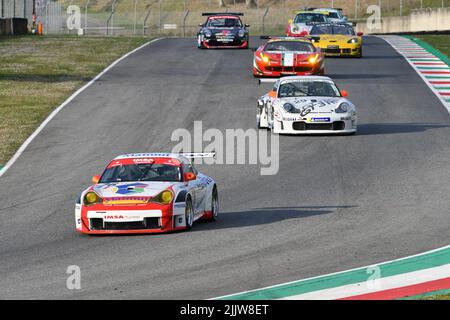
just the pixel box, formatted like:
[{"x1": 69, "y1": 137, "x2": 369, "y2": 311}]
[
  {"x1": 178, "y1": 152, "x2": 216, "y2": 159},
  {"x1": 202, "y1": 12, "x2": 244, "y2": 16},
  {"x1": 258, "y1": 79, "x2": 278, "y2": 85},
  {"x1": 306, "y1": 7, "x2": 343, "y2": 11}
]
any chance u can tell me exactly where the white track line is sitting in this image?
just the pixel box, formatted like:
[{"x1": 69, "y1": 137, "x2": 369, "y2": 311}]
[{"x1": 0, "y1": 38, "x2": 162, "y2": 179}]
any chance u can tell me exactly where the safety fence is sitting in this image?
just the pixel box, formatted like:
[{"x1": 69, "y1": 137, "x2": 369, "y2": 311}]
[{"x1": 1, "y1": 0, "x2": 449, "y2": 36}]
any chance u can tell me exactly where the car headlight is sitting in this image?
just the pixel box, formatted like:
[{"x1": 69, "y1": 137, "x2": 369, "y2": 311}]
[
  {"x1": 84, "y1": 191, "x2": 102, "y2": 206},
  {"x1": 238, "y1": 29, "x2": 245, "y2": 38},
  {"x1": 335, "y1": 102, "x2": 350, "y2": 113},
  {"x1": 347, "y1": 38, "x2": 358, "y2": 44},
  {"x1": 257, "y1": 100, "x2": 264, "y2": 107},
  {"x1": 150, "y1": 190, "x2": 174, "y2": 205},
  {"x1": 283, "y1": 103, "x2": 297, "y2": 113},
  {"x1": 291, "y1": 25, "x2": 299, "y2": 33},
  {"x1": 204, "y1": 29, "x2": 212, "y2": 37},
  {"x1": 260, "y1": 53, "x2": 270, "y2": 64}
]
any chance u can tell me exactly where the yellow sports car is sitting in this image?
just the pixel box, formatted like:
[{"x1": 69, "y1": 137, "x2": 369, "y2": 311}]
[{"x1": 309, "y1": 23, "x2": 363, "y2": 58}]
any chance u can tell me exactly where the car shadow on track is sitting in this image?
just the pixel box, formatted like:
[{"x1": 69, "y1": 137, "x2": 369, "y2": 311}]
[
  {"x1": 194, "y1": 205, "x2": 356, "y2": 231},
  {"x1": 357, "y1": 123, "x2": 449, "y2": 135}
]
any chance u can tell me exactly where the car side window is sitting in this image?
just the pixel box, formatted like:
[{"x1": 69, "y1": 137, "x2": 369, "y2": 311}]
[{"x1": 183, "y1": 161, "x2": 198, "y2": 176}]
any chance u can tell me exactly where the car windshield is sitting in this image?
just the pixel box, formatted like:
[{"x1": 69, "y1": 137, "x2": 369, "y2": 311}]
[
  {"x1": 310, "y1": 24, "x2": 355, "y2": 35},
  {"x1": 294, "y1": 13, "x2": 327, "y2": 24},
  {"x1": 265, "y1": 41, "x2": 315, "y2": 52},
  {"x1": 327, "y1": 12, "x2": 341, "y2": 19},
  {"x1": 278, "y1": 80, "x2": 340, "y2": 98},
  {"x1": 100, "y1": 163, "x2": 181, "y2": 183},
  {"x1": 207, "y1": 17, "x2": 242, "y2": 28}
]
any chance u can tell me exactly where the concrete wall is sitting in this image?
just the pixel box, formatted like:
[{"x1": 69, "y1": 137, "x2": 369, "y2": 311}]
[{"x1": 357, "y1": 8, "x2": 450, "y2": 35}]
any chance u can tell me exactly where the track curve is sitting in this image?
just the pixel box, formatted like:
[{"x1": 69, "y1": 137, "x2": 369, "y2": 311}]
[{"x1": 0, "y1": 36, "x2": 449, "y2": 299}]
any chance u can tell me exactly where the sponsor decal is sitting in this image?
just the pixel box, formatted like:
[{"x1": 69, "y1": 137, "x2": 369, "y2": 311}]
[
  {"x1": 112, "y1": 183, "x2": 148, "y2": 195},
  {"x1": 103, "y1": 196, "x2": 150, "y2": 205},
  {"x1": 310, "y1": 117, "x2": 331, "y2": 122}
]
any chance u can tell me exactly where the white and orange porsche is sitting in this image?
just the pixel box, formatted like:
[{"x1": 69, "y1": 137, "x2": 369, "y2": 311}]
[{"x1": 75, "y1": 153, "x2": 218, "y2": 234}]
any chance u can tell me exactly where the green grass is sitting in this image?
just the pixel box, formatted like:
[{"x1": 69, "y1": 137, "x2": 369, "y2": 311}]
[
  {"x1": 421, "y1": 293, "x2": 450, "y2": 300},
  {"x1": 0, "y1": 35, "x2": 150, "y2": 166},
  {"x1": 414, "y1": 35, "x2": 450, "y2": 59}
]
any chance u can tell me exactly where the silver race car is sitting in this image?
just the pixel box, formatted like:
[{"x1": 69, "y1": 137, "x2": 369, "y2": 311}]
[{"x1": 257, "y1": 76, "x2": 357, "y2": 135}]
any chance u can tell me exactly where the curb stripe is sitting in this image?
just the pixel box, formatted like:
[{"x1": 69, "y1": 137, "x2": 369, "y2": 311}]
[
  {"x1": 341, "y1": 277, "x2": 450, "y2": 300},
  {"x1": 281, "y1": 264, "x2": 450, "y2": 300},
  {"x1": 379, "y1": 35, "x2": 450, "y2": 115},
  {"x1": 0, "y1": 38, "x2": 163, "y2": 179},
  {"x1": 213, "y1": 246, "x2": 450, "y2": 300}
]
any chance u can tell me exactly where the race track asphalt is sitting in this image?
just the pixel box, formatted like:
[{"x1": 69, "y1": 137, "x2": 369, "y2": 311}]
[{"x1": 0, "y1": 36, "x2": 449, "y2": 299}]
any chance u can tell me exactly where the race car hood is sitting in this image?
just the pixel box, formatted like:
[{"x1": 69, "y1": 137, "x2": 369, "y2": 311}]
[
  {"x1": 91, "y1": 181, "x2": 175, "y2": 199},
  {"x1": 312, "y1": 34, "x2": 353, "y2": 44},
  {"x1": 277, "y1": 96, "x2": 347, "y2": 114}
]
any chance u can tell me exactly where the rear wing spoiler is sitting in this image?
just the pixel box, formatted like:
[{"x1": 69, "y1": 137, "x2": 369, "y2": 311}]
[
  {"x1": 258, "y1": 78, "x2": 278, "y2": 85},
  {"x1": 178, "y1": 152, "x2": 216, "y2": 159},
  {"x1": 307, "y1": 7, "x2": 343, "y2": 11},
  {"x1": 202, "y1": 12, "x2": 243, "y2": 16}
]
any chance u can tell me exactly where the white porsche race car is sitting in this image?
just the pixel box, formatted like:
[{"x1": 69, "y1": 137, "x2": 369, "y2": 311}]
[
  {"x1": 75, "y1": 152, "x2": 218, "y2": 234},
  {"x1": 257, "y1": 76, "x2": 357, "y2": 134}
]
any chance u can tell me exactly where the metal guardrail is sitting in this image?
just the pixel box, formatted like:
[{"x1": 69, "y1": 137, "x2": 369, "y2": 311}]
[{"x1": 1, "y1": 0, "x2": 449, "y2": 36}]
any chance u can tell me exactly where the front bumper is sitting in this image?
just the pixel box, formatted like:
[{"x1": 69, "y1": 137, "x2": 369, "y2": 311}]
[
  {"x1": 76, "y1": 204, "x2": 186, "y2": 234},
  {"x1": 318, "y1": 44, "x2": 362, "y2": 57},
  {"x1": 201, "y1": 35, "x2": 248, "y2": 48},
  {"x1": 253, "y1": 60, "x2": 324, "y2": 77},
  {"x1": 273, "y1": 114, "x2": 357, "y2": 135}
]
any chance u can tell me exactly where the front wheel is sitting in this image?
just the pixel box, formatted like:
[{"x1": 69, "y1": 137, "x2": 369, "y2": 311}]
[
  {"x1": 197, "y1": 35, "x2": 204, "y2": 49},
  {"x1": 208, "y1": 187, "x2": 219, "y2": 222},
  {"x1": 185, "y1": 197, "x2": 194, "y2": 229}
]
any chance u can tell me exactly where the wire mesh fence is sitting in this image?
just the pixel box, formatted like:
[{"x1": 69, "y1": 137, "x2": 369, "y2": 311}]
[{"x1": 1, "y1": 0, "x2": 449, "y2": 35}]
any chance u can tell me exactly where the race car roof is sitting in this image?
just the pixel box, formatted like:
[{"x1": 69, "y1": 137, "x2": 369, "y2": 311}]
[
  {"x1": 264, "y1": 36, "x2": 312, "y2": 43},
  {"x1": 279, "y1": 75, "x2": 334, "y2": 83},
  {"x1": 114, "y1": 153, "x2": 215, "y2": 161},
  {"x1": 310, "y1": 22, "x2": 353, "y2": 28},
  {"x1": 202, "y1": 12, "x2": 243, "y2": 16},
  {"x1": 293, "y1": 10, "x2": 329, "y2": 15}
]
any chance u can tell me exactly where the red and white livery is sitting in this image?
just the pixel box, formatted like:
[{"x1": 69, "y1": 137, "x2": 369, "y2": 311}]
[{"x1": 75, "y1": 153, "x2": 218, "y2": 234}]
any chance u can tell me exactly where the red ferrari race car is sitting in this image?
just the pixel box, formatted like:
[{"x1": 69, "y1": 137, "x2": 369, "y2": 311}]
[
  {"x1": 253, "y1": 37, "x2": 325, "y2": 77},
  {"x1": 75, "y1": 153, "x2": 218, "y2": 235}
]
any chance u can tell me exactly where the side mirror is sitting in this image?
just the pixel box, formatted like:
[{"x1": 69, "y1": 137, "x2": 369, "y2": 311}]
[
  {"x1": 341, "y1": 90, "x2": 348, "y2": 97},
  {"x1": 245, "y1": 24, "x2": 250, "y2": 27},
  {"x1": 357, "y1": 32, "x2": 364, "y2": 36},
  {"x1": 198, "y1": 23, "x2": 203, "y2": 27},
  {"x1": 184, "y1": 172, "x2": 196, "y2": 182},
  {"x1": 92, "y1": 175, "x2": 101, "y2": 184},
  {"x1": 343, "y1": 16, "x2": 348, "y2": 21}
]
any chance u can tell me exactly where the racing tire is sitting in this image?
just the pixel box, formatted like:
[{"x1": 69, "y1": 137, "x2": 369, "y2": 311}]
[
  {"x1": 185, "y1": 197, "x2": 194, "y2": 229},
  {"x1": 207, "y1": 187, "x2": 219, "y2": 222},
  {"x1": 197, "y1": 35, "x2": 204, "y2": 49},
  {"x1": 356, "y1": 48, "x2": 362, "y2": 58}
]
